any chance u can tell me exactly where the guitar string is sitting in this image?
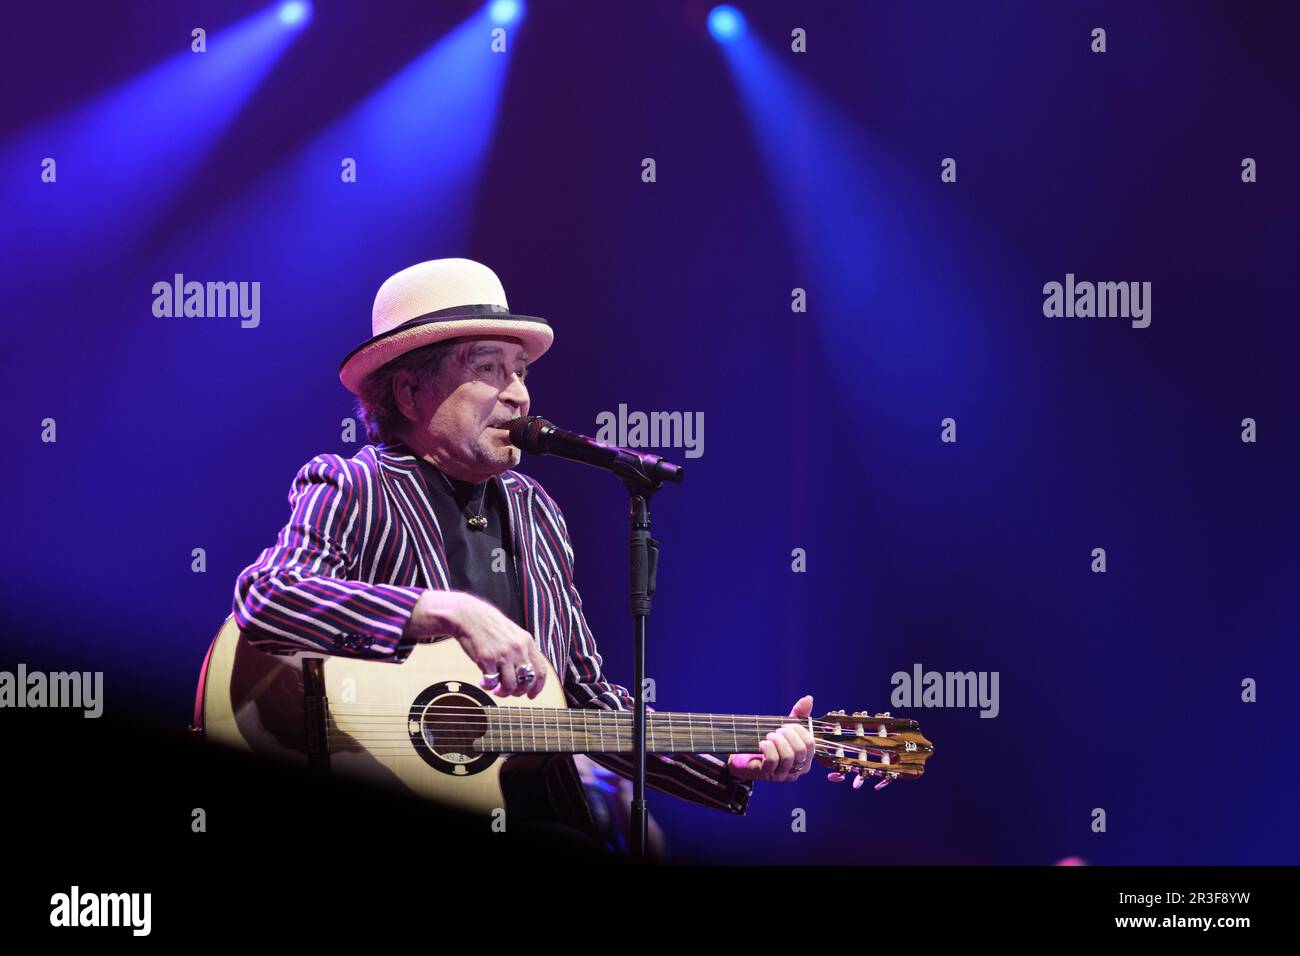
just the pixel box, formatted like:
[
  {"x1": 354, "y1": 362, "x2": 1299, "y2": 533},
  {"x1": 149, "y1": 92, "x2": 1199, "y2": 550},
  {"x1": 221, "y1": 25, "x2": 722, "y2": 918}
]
[
  {"x1": 317, "y1": 720, "x2": 923, "y2": 745},
  {"x1": 322, "y1": 707, "x2": 909, "y2": 731},
  {"x1": 314, "y1": 711, "x2": 920, "y2": 742},
  {"x1": 327, "y1": 717, "x2": 892, "y2": 732},
  {"x1": 318, "y1": 724, "x2": 919, "y2": 743},
  {"x1": 314, "y1": 741, "x2": 906, "y2": 765},
  {"x1": 324, "y1": 705, "x2": 908, "y2": 723},
  {"x1": 320, "y1": 743, "x2": 913, "y2": 763},
  {"x1": 292, "y1": 705, "x2": 922, "y2": 757},
  {"x1": 316, "y1": 718, "x2": 923, "y2": 763},
  {"x1": 320, "y1": 728, "x2": 917, "y2": 747},
  {"x1": 322, "y1": 761, "x2": 909, "y2": 775},
  {"x1": 322, "y1": 720, "x2": 851, "y2": 733},
  {"x1": 314, "y1": 732, "x2": 907, "y2": 757},
  {"x1": 319, "y1": 731, "x2": 889, "y2": 749},
  {"x1": 320, "y1": 747, "x2": 902, "y2": 766},
  {"x1": 313, "y1": 750, "x2": 915, "y2": 775}
]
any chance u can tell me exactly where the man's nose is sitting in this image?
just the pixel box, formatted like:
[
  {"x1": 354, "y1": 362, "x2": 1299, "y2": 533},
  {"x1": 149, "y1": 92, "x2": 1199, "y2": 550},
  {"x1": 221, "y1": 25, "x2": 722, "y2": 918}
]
[{"x1": 501, "y1": 375, "x2": 529, "y2": 411}]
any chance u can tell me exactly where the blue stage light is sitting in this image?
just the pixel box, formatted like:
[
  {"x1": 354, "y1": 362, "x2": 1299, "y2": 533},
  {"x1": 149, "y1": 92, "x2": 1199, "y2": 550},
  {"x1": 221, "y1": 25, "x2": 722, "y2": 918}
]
[
  {"x1": 708, "y1": 5, "x2": 745, "y2": 43},
  {"x1": 488, "y1": 0, "x2": 523, "y2": 26},
  {"x1": 278, "y1": 1, "x2": 311, "y2": 26},
  {"x1": 0, "y1": 1, "x2": 312, "y2": 268}
]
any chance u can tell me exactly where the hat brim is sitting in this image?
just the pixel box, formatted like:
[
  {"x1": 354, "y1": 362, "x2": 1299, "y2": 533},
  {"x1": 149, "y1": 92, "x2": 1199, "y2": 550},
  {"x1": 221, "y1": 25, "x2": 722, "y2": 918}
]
[{"x1": 339, "y1": 313, "x2": 553, "y2": 395}]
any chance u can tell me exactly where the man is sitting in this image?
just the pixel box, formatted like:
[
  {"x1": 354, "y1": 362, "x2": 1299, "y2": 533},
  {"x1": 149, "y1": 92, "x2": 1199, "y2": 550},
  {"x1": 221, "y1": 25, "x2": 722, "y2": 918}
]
[{"x1": 231, "y1": 258, "x2": 818, "y2": 852}]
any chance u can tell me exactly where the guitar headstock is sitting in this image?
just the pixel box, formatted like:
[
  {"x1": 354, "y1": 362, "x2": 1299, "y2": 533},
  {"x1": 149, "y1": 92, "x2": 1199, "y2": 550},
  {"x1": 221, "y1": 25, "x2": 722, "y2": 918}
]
[{"x1": 815, "y1": 710, "x2": 934, "y2": 790}]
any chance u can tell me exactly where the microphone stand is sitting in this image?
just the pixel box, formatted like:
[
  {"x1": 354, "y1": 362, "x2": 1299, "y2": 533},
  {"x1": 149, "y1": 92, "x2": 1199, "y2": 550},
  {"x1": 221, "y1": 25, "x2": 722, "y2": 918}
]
[
  {"x1": 609, "y1": 451, "x2": 665, "y2": 864},
  {"x1": 505, "y1": 416, "x2": 683, "y2": 863}
]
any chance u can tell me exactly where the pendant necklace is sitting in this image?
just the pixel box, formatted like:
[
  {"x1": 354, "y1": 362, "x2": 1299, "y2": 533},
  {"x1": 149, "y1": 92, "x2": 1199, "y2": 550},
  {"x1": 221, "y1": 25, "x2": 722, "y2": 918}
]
[{"x1": 435, "y1": 468, "x2": 489, "y2": 530}]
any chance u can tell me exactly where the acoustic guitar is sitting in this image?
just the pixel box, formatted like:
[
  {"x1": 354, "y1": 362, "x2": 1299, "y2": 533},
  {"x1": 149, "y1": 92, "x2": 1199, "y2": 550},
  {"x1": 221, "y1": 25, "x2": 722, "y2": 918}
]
[{"x1": 195, "y1": 615, "x2": 934, "y2": 816}]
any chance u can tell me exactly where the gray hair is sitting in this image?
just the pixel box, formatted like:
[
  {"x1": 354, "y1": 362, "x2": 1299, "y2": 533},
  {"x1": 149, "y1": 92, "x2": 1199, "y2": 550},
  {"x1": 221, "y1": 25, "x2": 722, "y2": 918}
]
[{"x1": 353, "y1": 338, "x2": 465, "y2": 445}]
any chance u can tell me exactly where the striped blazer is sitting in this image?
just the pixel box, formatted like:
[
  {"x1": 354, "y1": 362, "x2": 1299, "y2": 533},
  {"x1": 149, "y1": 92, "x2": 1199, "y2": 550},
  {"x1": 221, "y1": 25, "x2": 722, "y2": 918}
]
[{"x1": 231, "y1": 442, "x2": 753, "y2": 816}]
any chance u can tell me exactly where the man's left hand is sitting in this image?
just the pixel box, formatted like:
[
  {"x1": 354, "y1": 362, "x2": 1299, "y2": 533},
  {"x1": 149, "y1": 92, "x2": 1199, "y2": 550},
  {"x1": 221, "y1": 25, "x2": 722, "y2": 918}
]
[{"x1": 724, "y1": 695, "x2": 816, "y2": 783}]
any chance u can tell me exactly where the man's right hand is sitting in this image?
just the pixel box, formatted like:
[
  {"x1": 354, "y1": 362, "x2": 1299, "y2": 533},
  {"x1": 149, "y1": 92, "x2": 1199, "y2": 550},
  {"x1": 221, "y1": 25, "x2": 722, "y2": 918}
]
[{"x1": 404, "y1": 590, "x2": 548, "y2": 699}]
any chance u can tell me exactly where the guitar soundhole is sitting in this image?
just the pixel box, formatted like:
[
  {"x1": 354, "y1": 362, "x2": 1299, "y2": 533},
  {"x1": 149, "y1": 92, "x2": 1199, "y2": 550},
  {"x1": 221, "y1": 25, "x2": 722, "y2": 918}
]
[{"x1": 407, "y1": 681, "x2": 496, "y2": 777}]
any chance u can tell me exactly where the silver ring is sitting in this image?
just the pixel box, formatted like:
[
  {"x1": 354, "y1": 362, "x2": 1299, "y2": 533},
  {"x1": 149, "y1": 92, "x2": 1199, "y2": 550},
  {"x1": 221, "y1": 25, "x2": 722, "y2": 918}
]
[
  {"x1": 482, "y1": 671, "x2": 501, "y2": 687},
  {"x1": 515, "y1": 664, "x2": 535, "y2": 685}
]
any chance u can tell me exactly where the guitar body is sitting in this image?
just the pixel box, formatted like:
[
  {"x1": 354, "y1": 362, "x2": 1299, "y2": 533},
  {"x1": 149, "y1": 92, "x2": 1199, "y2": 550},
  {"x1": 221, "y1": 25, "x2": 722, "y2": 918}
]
[{"x1": 199, "y1": 615, "x2": 568, "y2": 816}]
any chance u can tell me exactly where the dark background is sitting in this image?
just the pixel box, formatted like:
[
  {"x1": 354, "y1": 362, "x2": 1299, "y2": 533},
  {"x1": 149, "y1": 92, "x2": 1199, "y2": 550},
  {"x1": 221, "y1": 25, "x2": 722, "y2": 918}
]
[{"x1": 1, "y1": 1, "x2": 1296, "y2": 866}]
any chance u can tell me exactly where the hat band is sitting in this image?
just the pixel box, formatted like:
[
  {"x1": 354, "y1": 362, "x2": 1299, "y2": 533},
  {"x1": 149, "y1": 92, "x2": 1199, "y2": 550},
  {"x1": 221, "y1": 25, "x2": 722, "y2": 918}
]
[
  {"x1": 389, "y1": 303, "x2": 522, "y2": 333},
  {"x1": 339, "y1": 302, "x2": 551, "y2": 372}
]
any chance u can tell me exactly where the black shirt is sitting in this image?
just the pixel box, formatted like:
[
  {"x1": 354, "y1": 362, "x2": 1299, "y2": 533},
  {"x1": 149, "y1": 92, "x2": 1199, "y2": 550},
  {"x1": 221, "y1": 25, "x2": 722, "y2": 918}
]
[{"x1": 411, "y1": 453, "x2": 526, "y2": 631}]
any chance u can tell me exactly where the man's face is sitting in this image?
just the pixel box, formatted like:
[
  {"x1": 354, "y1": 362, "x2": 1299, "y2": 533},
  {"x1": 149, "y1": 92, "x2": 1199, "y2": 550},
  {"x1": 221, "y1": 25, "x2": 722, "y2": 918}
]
[{"x1": 401, "y1": 337, "x2": 531, "y2": 482}]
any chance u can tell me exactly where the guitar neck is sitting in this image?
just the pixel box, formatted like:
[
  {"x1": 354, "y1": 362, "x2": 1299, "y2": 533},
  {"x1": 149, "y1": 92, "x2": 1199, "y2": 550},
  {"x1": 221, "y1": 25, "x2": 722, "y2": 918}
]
[{"x1": 478, "y1": 709, "x2": 802, "y2": 754}]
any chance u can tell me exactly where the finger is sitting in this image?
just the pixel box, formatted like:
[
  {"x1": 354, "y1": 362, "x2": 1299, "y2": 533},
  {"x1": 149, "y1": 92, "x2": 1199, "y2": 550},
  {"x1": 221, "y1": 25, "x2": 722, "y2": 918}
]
[
  {"x1": 727, "y1": 754, "x2": 761, "y2": 780},
  {"x1": 764, "y1": 738, "x2": 795, "y2": 780},
  {"x1": 480, "y1": 655, "x2": 505, "y2": 690},
  {"x1": 522, "y1": 660, "x2": 544, "y2": 697},
  {"x1": 778, "y1": 731, "x2": 803, "y2": 781},
  {"x1": 789, "y1": 694, "x2": 814, "y2": 718},
  {"x1": 759, "y1": 739, "x2": 779, "y2": 777},
  {"x1": 501, "y1": 649, "x2": 534, "y2": 698},
  {"x1": 494, "y1": 658, "x2": 519, "y2": 697},
  {"x1": 509, "y1": 658, "x2": 534, "y2": 698},
  {"x1": 526, "y1": 643, "x2": 548, "y2": 699},
  {"x1": 795, "y1": 727, "x2": 815, "y2": 774},
  {"x1": 768, "y1": 731, "x2": 795, "y2": 779},
  {"x1": 479, "y1": 662, "x2": 502, "y2": 691},
  {"x1": 515, "y1": 661, "x2": 539, "y2": 698},
  {"x1": 781, "y1": 727, "x2": 810, "y2": 776}
]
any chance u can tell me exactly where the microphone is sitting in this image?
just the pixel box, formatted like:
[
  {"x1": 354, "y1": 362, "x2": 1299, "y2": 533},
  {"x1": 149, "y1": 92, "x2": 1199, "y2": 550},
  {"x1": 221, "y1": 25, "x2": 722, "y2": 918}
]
[{"x1": 504, "y1": 416, "x2": 684, "y2": 485}]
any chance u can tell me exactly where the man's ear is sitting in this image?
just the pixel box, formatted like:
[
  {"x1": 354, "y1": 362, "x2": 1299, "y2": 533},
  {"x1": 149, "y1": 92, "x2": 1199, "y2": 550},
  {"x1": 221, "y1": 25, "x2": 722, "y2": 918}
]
[{"x1": 392, "y1": 371, "x2": 422, "y2": 423}]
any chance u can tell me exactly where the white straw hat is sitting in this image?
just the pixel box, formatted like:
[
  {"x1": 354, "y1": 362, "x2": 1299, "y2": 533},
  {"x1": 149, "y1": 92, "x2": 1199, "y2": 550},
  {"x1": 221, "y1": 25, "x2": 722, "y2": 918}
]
[{"x1": 339, "y1": 258, "x2": 552, "y2": 395}]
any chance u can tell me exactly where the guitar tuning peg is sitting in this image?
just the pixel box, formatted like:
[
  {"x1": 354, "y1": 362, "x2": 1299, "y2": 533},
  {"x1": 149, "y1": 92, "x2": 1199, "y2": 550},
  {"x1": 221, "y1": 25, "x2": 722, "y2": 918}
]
[
  {"x1": 852, "y1": 771, "x2": 866, "y2": 790},
  {"x1": 873, "y1": 776, "x2": 893, "y2": 791},
  {"x1": 827, "y1": 771, "x2": 846, "y2": 783}
]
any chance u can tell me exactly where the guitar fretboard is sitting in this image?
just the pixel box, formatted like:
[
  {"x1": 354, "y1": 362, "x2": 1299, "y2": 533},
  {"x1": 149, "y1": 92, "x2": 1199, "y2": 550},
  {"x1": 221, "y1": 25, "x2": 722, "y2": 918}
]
[{"x1": 474, "y1": 710, "x2": 802, "y2": 754}]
